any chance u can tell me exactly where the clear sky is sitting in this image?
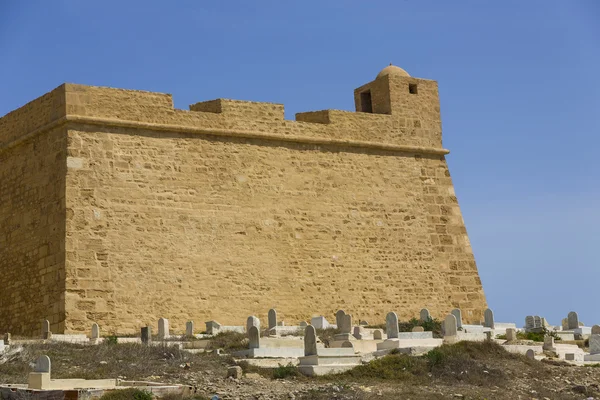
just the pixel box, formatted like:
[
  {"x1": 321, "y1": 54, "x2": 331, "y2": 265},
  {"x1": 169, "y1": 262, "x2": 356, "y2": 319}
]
[{"x1": 1, "y1": 1, "x2": 598, "y2": 327}]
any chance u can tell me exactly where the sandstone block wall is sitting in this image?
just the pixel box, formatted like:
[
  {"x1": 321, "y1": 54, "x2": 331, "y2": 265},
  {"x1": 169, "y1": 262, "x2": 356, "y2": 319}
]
[{"x1": 0, "y1": 69, "x2": 487, "y2": 335}]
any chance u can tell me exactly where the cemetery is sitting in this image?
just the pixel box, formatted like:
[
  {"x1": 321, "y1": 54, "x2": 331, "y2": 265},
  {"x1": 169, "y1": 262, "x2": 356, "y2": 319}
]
[{"x1": 0, "y1": 307, "x2": 599, "y2": 399}]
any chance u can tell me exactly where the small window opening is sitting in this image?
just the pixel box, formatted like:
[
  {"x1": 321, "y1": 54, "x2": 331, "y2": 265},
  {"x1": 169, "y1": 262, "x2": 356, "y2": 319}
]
[
  {"x1": 409, "y1": 83, "x2": 418, "y2": 94},
  {"x1": 360, "y1": 90, "x2": 373, "y2": 113}
]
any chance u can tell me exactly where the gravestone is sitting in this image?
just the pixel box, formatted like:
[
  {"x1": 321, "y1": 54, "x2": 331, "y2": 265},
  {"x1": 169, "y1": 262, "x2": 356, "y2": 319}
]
[
  {"x1": 249, "y1": 326, "x2": 260, "y2": 349},
  {"x1": 186, "y1": 321, "x2": 194, "y2": 336},
  {"x1": 3, "y1": 333, "x2": 10, "y2": 346},
  {"x1": 268, "y1": 309, "x2": 277, "y2": 330},
  {"x1": 451, "y1": 309, "x2": 462, "y2": 329},
  {"x1": 443, "y1": 314, "x2": 457, "y2": 337},
  {"x1": 567, "y1": 312, "x2": 579, "y2": 330},
  {"x1": 335, "y1": 310, "x2": 346, "y2": 328},
  {"x1": 158, "y1": 318, "x2": 170, "y2": 339},
  {"x1": 592, "y1": 325, "x2": 600, "y2": 335},
  {"x1": 141, "y1": 326, "x2": 152, "y2": 344},
  {"x1": 419, "y1": 308, "x2": 431, "y2": 322},
  {"x1": 299, "y1": 321, "x2": 308, "y2": 327},
  {"x1": 310, "y1": 316, "x2": 329, "y2": 329},
  {"x1": 525, "y1": 316, "x2": 534, "y2": 330},
  {"x1": 341, "y1": 314, "x2": 352, "y2": 334},
  {"x1": 484, "y1": 308, "x2": 495, "y2": 329},
  {"x1": 533, "y1": 316, "x2": 542, "y2": 329},
  {"x1": 526, "y1": 349, "x2": 535, "y2": 360},
  {"x1": 543, "y1": 335, "x2": 555, "y2": 351},
  {"x1": 589, "y1": 334, "x2": 600, "y2": 355},
  {"x1": 341, "y1": 341, "x2": 354, "y2": 348},
  {"x1": 485, "y1": 331, "x2": 492, "y2": 341},
  {"x1": 386, "y1": 312, "x2": 399, "y2": 339},
  {"x1": 373, "y1": 329, "x2": 383, "y2": 340},
  {"x1": 506, "y1": 328, "x2": 517, "y2": 341},
  {"x1": 561, "y1": 318, "x2": 568, "y2": 331},
  {"x1": 246, "y1": 316, "x2": 260, "y2": 333},
  {"x1": 304, "y1": 325, "x2": 317, "y2": 356},
  {"x1": 541, "y1": 317, "x2": 548, "y2": 328},
  {"x1": 34, "y1": 355, "x2": 51, "y2": 373},
  {"x1": 91, "y1": 323, "x2": 100, "y2": 339},
  {"x1": 412, "y1": 326, "x2": 424, "y2": 332},
  {"x1": 359, "y1": 320, "x2": 369, "y2": 326},
  {"x1": 41, "y1": 320, "x2": 51, "y2": 340}
]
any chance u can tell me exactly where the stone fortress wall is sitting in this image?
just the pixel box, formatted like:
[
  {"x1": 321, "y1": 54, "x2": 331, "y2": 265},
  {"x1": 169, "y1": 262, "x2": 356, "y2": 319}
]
[{"x1": 0, "y1": 65, "x2": 487, "y2": 335}]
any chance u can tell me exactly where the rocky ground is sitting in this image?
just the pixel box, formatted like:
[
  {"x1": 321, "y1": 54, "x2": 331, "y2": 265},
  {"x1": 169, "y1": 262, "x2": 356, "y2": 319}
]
[{"x1": 0, "y1": 340, "x2": 598, "y2": 400}]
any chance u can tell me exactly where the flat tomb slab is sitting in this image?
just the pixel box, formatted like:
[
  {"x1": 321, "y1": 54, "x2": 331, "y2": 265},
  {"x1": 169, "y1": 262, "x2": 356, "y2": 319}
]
[{"x1": 377, "y1": 338, "x2": 442, "y2": 350}]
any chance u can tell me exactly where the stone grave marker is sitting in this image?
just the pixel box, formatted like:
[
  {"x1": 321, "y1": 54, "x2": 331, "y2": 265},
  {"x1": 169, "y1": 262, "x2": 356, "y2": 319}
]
[
  {"x1": 533, "y1": 316, "x2": 541, "y2": 329},
  {"x1": 443, "y1": 314, "x2": 457, "y2": 337},
  {"x1": 335, "y1": 310, "x2": 346, "y2": 328},
  {"x1": 451, "y1": 309, "x2": 462, "y2": 329},
  {"x1": 35, "y1": 355, "x2": 51, "y2": 373},
  {"x1": 158, "y1": 318, "x2": 170, "y2": 339},
  {"x1": 526, "y1": 349, "x2": 535, "y2": 360},
  {"x1": 141, "y1": 326, "x2": 152, "y2": 344},
  {"x1": 41, "y1": 320, "x2": 51, "y2": 340},
  {"x1": 412, "y1": 326, "x2": 424, "y2": 332},
  {"x1": 592, "y1": 325, "x2": 600, "y2": 335},
  {"x1": 186, "y1": 321, "x2": 194, "y2": 336},
  {"x1": 420, "y1": 308, "x2": 431, "y2": 322},
  {"x1": 386, "y1": 312, "x2": 399, "y2": 339},
  {"x1": 249, "y1": 326, "x2": 260, "y2": 349},
  {"x1": 567, "y1": 312, "x2": 579, "y2": 330},
  {"x1": 268, "y1": 309, "x2": 277, "y2": 330},
  {"x1": 543, "y1": 335, "x2": 555, "y2": 351},
  {"x1": 359, "y1": 320, "x2": 369, "y2": 326},
  {"x1": 91, "y1": 323, "x2": 100, "y2": 340},
  {"x1": 506, "y1": 328, "x2": 517, "y2": 341},
  {"x1": 3, "y1": 333, "x2": 10, "y2": 345},
  {"x1": 525, "y1": 316, "x2": 534, "y2": 331},
  {"x1": 304, "y1": 325, "x2": 318, "y2": 356},
  {"x1": 341, "y1": 314, "x2": 352, "y2": 334},
  {"x1": 373, "y1": 329, "x2": 383, "y2": 340},
  {"x1": 246, "y1": 316, "x2": 260, "y2": 333},
  {"x1": 484, "y1": 308, "x2": 495, "y2": 329},
  {"x1": 341, "y1": 341, "x2": 354, "y2": 348},
  {"x1": 561, "y1": 318, "x2": 568, "y2": 331}
]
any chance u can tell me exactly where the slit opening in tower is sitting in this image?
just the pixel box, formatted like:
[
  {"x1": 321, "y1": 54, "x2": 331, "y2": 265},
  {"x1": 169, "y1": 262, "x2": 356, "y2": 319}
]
[
  {"x1": 360, "y1": 90, "x2": 373, "y2": 113},
  {"x1": 409, "y1": 83, "x2": 418, "y2": 94}
]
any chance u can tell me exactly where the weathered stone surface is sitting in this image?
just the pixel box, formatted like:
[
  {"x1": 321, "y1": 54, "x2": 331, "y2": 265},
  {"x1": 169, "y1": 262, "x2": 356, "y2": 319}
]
[
  {"x1": 419, "y1": 308, "x2": 430, "y2": 322},
  {"x1": 341, "y1": 314, "x2": 352, "y2": 334},
  {"x1": 248, "y1": 326, "x2": 260, "y2": 349},
  {"x1": 592, "y1": 325, "x2": 600, "y2": 335},
  {"x1": 386, "y1": 312, "x2": 399, "y2": 339},
  {"x1": 304, "y1": 325, "x2": 317, "y2": 356},
  {"x1": 543, "y1": 335, "x2": 555, "y2": 351},
  {"x1": 526, "y1": 349, "x2": 535, "y2": 360},
  {"x1": 451, "y1": 309, "x2": 462, "y2": 329},
  {"x1": 35, "y1": 355, "x2": 51, "y2": 373},
  {"x1": 443, "y1": 314, "x2": 457, "y2": 337},
  {"x1": 246, "y1": 316, "x2": 260, "y2": 333},
  {"x1": 141, "y1": 326, "x2": 152, "y2": 344},
  {"x1": 484, "y1": 308, "x2": 494, "y2": 329},
  {"x1": 0, "y1": 70, "x2": 488, "y2": 335},
  {"x1": 268, "y1": 309, "x2": 277, "y2": 330},
  {"x1": 506, "y1": 328, "x2": 517, "y2": 341},
  {"x1": 373, "y1": 329, "x2": 383, "y2": 340},
  {"x1": 335, "y1": 310, "x2": 346, "y2": 328},
  {"x1": 158, "y1": 318, "x2": 170, "y2": 340},
  {"x1": 227, "y1": 366, "x2": 243, "y2": 380},
  {"x1": 412, "y1": 326, "x2": 424, "y2": 332},
  {"x1": 186, "y1": 321, "x2": 194, "y2": 336},
  {"x1": 567, "y1": 312, "x2": 579, "y2": 330},
  {"x1": 91, "y1": 323, "x2": 100, "y2": 339},
  {"x1": 590, "y1": 334, "x2": 600, "y2": 355},
  {"x1": 526, "y1": 316, "x2": 535, "y2": 330}
]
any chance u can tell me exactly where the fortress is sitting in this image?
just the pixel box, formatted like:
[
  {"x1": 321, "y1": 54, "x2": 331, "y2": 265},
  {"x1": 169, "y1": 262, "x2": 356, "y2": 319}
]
[{"x1": 0, "y1": 65, "x2": 487, "y2": 335}]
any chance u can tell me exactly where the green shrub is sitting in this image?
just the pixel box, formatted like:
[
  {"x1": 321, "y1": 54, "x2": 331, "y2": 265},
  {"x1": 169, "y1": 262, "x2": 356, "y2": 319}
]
[
  {"x1": 207, "y1": 331, "x2": 248, "y2": 351},
  {"x1": 100, "y1": 388, "x2": 153, "y2": 400},
  {"x1": 105, "y1": 335, "x2": 118, "y2": 345},
  {"x1": 273, "y1": 363, "x2": 300, "y2": 379}
]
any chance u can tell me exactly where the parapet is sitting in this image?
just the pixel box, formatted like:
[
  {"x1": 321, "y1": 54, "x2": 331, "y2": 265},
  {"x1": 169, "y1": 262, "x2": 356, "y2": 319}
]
[{"x1": 0, "y1": 65, "x2": 447, "y2": 154}]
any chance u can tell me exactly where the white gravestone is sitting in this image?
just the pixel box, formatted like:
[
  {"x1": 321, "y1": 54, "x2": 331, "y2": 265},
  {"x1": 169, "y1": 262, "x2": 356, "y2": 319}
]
[
  {"x1": 304, "y1": 325, "x2": 318, "y2": 356},
  {"x1": 386, "y1": 312, "x2": 399, "y2": 339},
  {"x1": 91, "y1": 323, "x2": 100, "y2": 339},
  {"x1": 484, "y1": 308, "x2": 495, "y2": 329},
  {"x1": 246, "y1": 316, "x2": 260, "y2": 333},
  {"x1": 186, "y1": 321, "x2": 194, "y2": 336},
  {"x1": 506, "y1": 328, "x2": 517, "y2": 341},
  {"x1": 42, "y1": 320, "x2": 51, "y2": 339},
  {"x1": 268, "y1": 309, "x2": 277, "y2": 330},
  {"x1": 451, "y1": 309, "x2": 462, "y2": 329},
  {"x1": 443, "y1": 314, "x2": 457, "y2": 337},
  {"x1": 35, "y1": 355, "x2": 51, "y2": 373},
  {"x1": 567, "y1": 311, "x2": 579, "y2": 330},
  {"x1": 249, "y1": 326, "x2": 260, "y2": 349},
  {"x1": 158, "y1": 318, "x2": 170, "y2": 339}
]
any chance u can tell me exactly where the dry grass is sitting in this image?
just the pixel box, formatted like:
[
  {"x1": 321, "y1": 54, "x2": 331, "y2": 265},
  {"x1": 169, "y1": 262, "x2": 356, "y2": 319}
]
[{"x1": 0, "y1": 342, "x2": 231, "y2": 384}]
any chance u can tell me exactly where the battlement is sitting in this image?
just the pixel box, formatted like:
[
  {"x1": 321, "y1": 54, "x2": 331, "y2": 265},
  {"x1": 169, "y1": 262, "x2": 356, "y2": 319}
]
[{"x1": 0, "y1": 65, "x2": 445, "y2": 153}]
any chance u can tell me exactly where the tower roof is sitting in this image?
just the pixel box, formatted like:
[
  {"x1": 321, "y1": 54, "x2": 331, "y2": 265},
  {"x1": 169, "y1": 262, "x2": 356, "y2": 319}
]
[{"x1": 377, "y1": 64, "x2": 410, "y2": 79}]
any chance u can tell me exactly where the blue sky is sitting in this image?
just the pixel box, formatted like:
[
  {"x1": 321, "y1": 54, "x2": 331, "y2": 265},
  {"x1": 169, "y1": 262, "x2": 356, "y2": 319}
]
[{"x1": 1, "y1": 1, "x2": 599, "y2": 326}]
